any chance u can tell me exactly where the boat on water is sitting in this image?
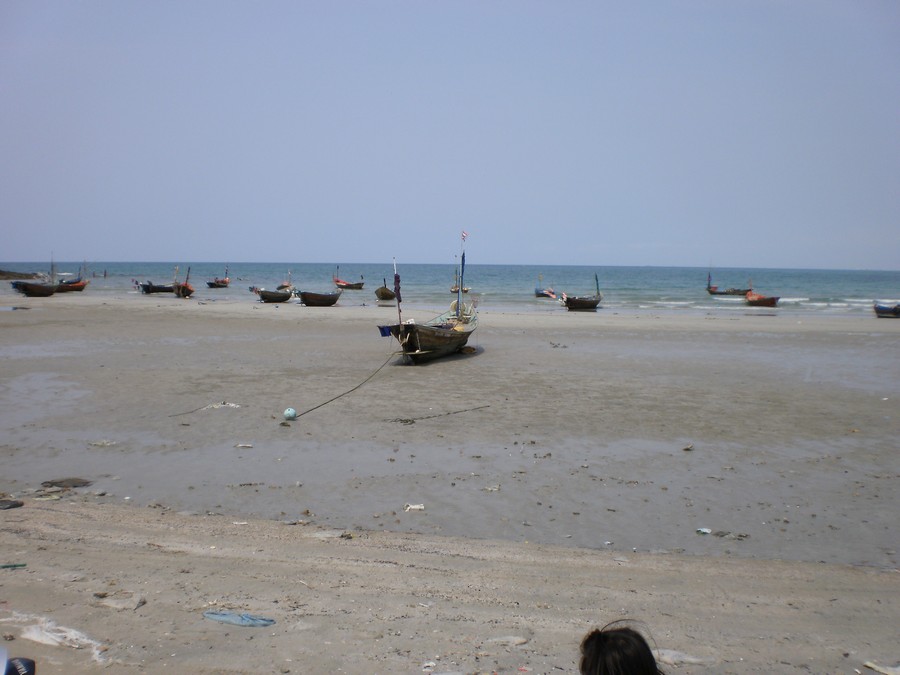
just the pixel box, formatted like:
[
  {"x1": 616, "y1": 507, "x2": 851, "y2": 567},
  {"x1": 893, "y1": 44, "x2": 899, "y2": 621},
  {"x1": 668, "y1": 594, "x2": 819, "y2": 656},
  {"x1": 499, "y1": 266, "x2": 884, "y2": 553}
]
[
  {"x1": 874, "y1": 303, "x2": 900, "y2": 318},
  {"x1": 172, "y1": 267, "x2": 195, "y2": 298},
  {"x1": 276, "y1": 271, "x2": 294, "y2": 292},
  {"x1": 561, "y1": 273, "x2": 602, "y2": 311},
  {"x1": 745, "y1": 291, "x2": 779, "y2": 307},
  {"x1": 298, "y1": 289, "x2": 342, "y2": 307},
  {"x1": 375, "y1": 278, "x2": 396, "y2": 301},
  {"x1": 256, "y1": 288, "x2": 294, "y2": 303},
  {"x1": 535, "y1": 274, "x2": 556, "y2": 299},
  {"x1": 706, "y1": 272, "x2": 751, "y2": 296},
  {"x1": 207, "y1": 266, "x2": 230, "y2": 288},
  {"x1": 334, "y1": 266, "x2": 364, "y2": 290},
  {"x1": 379, "y1": 237, "x2": 477, "y2": 364}
]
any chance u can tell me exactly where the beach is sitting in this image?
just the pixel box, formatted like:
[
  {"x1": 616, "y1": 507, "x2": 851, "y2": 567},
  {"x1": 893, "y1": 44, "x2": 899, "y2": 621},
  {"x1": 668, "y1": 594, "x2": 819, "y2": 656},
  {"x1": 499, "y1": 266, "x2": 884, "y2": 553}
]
[{"x1": 1, "y1": 292, "x2": 898, "y2": 674}]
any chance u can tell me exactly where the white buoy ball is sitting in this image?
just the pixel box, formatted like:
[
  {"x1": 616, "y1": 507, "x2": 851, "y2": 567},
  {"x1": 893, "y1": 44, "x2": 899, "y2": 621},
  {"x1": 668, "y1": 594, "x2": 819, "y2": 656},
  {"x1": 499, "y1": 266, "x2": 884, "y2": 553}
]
[{"x1": 283, "y1": 407, "x2": 297, "y2": 420}]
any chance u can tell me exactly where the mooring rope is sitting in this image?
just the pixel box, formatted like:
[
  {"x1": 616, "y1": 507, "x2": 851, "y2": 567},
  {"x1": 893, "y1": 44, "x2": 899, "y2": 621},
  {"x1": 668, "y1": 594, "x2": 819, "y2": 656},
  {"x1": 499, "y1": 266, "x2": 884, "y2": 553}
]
[{"x1": 294, "y1": 350, "x2": 396, "y2": 419}]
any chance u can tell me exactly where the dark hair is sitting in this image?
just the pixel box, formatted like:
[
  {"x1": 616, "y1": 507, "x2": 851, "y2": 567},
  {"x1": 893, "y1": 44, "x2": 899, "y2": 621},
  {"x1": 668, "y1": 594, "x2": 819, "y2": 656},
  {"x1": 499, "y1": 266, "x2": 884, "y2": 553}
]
[{"x1": 579, "y1": 622, "x2": 663, "y2": 675}]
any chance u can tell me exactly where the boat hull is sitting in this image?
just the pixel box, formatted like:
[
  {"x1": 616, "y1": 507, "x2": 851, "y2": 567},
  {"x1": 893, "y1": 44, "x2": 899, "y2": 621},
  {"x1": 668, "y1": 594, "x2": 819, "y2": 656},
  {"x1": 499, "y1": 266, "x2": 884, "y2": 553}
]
[
  {"x1": 257, "y1": 289, "x2": 293, "y2": 303},
  {"x1": 564, "y1": 295, "x2": 601, "y2": 311},
  {"x1": 11, "y1": 281, "x2": 58, "y2": 297},
  {"x1": 139, "y1": 282, "x2": 173, "y2": 294},
  {"x1": 707, "y1": 287, "x2": 751, "y2": 296},
  {"x1": 375, "y1": 286, "x2": 396, "y2": 301},
  {"x1": 745, "y1": 292, "x2": 779, "y2": 307},
  {"x1": 874, "y1": 303, "x2": 900, "y2": 318},
  {"x1": 56, "y1": 279, "x2": 89, "y2": 292},
  {"x1": 299, "y1": 290, "x2": 341, "y2": 307}
]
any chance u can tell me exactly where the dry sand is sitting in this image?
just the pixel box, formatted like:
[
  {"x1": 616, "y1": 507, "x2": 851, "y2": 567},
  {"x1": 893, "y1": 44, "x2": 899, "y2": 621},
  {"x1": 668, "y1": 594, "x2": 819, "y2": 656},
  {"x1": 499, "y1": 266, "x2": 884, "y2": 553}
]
[{"x1": 1, "y1": 291, "x2": 898, "y2": 674}]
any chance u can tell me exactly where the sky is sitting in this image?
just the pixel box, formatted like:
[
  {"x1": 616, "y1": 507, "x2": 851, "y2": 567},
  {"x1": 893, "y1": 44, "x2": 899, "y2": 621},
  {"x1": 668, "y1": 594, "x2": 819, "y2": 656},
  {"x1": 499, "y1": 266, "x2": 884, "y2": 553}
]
[{"x1": 1, "y1": 1, "x2": 898, "y2": 269}]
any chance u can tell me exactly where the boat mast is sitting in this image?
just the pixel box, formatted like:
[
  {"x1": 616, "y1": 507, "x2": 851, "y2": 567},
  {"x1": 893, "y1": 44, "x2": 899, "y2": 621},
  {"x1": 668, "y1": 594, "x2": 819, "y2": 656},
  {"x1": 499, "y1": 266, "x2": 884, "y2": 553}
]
[
  {"x1": 393, "y1": 257, "x2": 402, "y2": 325},
  {"x1": 456, "y1": 231, "x2": 467, "y2": 318}
]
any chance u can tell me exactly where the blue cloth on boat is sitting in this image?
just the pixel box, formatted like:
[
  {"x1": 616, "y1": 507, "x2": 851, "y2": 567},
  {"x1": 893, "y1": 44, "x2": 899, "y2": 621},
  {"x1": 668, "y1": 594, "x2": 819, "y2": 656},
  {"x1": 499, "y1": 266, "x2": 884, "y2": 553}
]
[
  {"x1": 202, "y1": 610, "x2": 275, "y2": 627},
  {"x1": 378, "y1": 325, "x2": 393, "y2": 337}
]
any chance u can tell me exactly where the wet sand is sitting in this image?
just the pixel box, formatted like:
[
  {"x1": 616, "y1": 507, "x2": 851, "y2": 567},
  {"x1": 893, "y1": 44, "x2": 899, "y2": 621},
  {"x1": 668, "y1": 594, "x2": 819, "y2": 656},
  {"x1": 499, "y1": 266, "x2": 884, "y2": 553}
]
[{"x1": 1, "y1": 292, "x2": 898, "y2": 673}]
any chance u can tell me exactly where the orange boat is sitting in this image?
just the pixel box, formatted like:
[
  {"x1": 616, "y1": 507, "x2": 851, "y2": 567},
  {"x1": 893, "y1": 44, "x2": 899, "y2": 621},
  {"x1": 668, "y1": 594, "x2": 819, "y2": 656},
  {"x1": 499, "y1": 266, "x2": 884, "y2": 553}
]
[{"x1": 745, "y1": 291, "x2": 779, "y2": 307}]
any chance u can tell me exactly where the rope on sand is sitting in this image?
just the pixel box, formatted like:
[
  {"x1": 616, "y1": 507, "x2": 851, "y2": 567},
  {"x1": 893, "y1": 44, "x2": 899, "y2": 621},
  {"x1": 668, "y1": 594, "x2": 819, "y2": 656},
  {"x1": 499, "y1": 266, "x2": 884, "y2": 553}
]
[{"x1": 387, "y1": 404, "x2": 490, "y2": 425}]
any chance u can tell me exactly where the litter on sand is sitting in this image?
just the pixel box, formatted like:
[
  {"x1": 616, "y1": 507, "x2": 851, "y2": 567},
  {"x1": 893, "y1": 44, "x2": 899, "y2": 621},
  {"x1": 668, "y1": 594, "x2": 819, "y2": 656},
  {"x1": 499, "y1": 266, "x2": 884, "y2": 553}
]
[
  {"x1": 404, "y1": 503, "x2": 425, "y2": 512},
  {"x1": 202, "y1": 610, "x2": 275, "y2": 627}
]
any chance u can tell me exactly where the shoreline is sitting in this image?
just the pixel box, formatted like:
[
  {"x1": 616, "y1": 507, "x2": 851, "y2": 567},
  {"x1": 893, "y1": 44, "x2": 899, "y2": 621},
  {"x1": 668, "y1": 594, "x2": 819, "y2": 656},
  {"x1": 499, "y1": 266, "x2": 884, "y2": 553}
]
[{"x1": 1, "y1": 293, "x2": 898, "y2": 672}]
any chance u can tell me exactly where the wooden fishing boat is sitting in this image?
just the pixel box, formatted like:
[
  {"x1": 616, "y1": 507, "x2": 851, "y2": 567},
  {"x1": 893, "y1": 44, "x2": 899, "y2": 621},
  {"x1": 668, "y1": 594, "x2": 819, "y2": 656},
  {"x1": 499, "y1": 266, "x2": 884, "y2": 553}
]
[
  {"x1": 56, "y1": 277, "x2": 89, "y2": 292},
  {"x1": 375, "y1": 278, "x2": 396, "y2": 301},
  {"x1": 379, "y1": 303, "x2": 477, "y2": 363},
  {"x1": 745, "y1": 291, "x2": 779, "y2": 307},
  {"x1": 11, "y1": 280, "x2": 59, "y2": 297},
  {"x1": 172, "y1": 267, "x2": 195, "y2": 298},
  {"x1": 874, "y1": 303, "x2": 900, "y2": 318},
  {"x1": 379, "y1": 237, "x2": 477, "y2": 364},
  {"x1": 333, "y1": 266, "x2": 364, "y2": 290},
  {"x1": 562, "y1": 273, "x2": 602, "y2": 311},
  {"x1": 139, "y1": 281, "x2": 173, "y2": 294},
  {"x1": 299, "y1": 289, "x2": 342, "y2": 307},
  {"x1": 207, "y1": 266, "x2": 230, "y2": 288},
  {"x1": 706, "y1": 273, "x2": 751, "y2": 296},
  {"x1": 256, "y1": 288, "x2": 294, "y2": 303}
]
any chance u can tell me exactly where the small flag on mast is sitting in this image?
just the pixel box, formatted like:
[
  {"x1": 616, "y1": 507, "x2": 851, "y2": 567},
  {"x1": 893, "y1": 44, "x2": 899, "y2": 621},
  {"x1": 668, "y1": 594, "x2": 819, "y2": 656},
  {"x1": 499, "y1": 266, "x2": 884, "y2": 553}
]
[{"x1": 461, "y1": 230, "x2": 468, "y2": 241}]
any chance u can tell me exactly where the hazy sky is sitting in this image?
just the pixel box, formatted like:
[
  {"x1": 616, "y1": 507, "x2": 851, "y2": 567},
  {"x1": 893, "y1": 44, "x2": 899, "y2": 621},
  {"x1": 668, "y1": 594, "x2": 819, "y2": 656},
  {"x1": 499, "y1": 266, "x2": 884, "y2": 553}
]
[{"x1": 2, "y1": 2, "x2": 898, "y2": 269}]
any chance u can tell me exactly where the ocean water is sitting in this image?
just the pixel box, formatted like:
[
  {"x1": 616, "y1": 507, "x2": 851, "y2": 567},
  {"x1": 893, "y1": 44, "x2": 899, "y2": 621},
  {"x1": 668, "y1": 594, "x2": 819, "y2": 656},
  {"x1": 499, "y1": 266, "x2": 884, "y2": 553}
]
[{"x1": 2, "y1": 261, "x2": 898, "y2": 317}]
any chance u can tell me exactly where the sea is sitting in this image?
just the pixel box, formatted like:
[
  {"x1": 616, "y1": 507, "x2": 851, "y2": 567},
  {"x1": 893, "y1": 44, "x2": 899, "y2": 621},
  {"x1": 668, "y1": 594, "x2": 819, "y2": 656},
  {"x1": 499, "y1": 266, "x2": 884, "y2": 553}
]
[{"x1": 2, "y1": 261, "x2": 898, "y2": 318}]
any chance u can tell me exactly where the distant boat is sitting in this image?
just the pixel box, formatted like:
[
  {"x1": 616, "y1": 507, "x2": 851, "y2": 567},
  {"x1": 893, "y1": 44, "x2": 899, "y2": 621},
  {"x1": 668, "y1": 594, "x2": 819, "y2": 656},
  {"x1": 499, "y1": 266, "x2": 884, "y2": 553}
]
[
  {"x1": 277, "y1": 271, "x2": 294, "y2": 292},
  {"x1": 745, "y1": 291, "x2": 779, "y2": 307},
  {"x1": 535, "y1": 274, "x2": 556, "y2": 299},
  {"x1": 379, "y1": 240, "x2": 477, "y2": 364},
  {"x1": 375, "y1": 278, "x2": 396, "y2": 301},
  {"x1": 333, "y1": 266, "x2": 364, "y2": 290},
  {"x1": 207, "y1": 266, "x2": 230, "y2": 288},
  {"x1": 256, "y1": 288, "x2": 293, "y2": 303},
  {"x1": 873, "y1": 302, "x2": 900, "y2": 318},
  {"x1": 706, "y1": 272, "x2": 751, "y2": 296},
  {"x1": 172, "y1": 267, "x2": 195, "y2": 298},
  {"x1": 561, "y1": 273, "x2": 602, "y2": 311},
  {"x1": 299, "y1": 289, "x2": 342, "y2": 307}
]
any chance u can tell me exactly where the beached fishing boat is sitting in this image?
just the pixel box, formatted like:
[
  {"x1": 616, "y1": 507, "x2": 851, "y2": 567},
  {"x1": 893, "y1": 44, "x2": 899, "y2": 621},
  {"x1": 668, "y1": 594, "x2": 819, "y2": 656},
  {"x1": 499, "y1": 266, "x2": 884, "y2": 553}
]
[
  {"x1": 375, "y1": 278, "x2": 396, "y2": 301},
  {"x1": 256, "y1": 288, "x2": 293, "y2": 303},
  {"x1": 745, "y1": 291, "x2": 779, "y2": 307},
  {"x1": 172, "y1": 267, "x2": 195, "y2": 298},
  {"x1": 56, "y1": 262, "x2": 90, "y2": 292},
  {"x1": 11, "y1": 279, "x2": 59, "y2": 297},
  {"x1": 333, "y1": 266, "x2": 364, "y2": 290},
  {"x1": 561, "y1": 274, "x2": 602, "y2": 311},
  {"x1": 139, "y1": 281, "x2": 173, "y2": 294},
  {"x1": 298, "y1": 289, "x2": 342, "y2": 307},
  {"x1": 706, "y1": 272, "x2": 751, "y2": 296},
  {"x1": 873, "y1": 303, "x2": 900, "y2": 318},
  {"x1": 56, "y1": 277, "x2": 89, "y2": 292},
  {"x1": 11, "y1": 259, "x2": 60, "y2": 297},
  {"x1": 379, "y1": 236, "x2": 477, "y2": 364},
  {"x1": 207, "y1": 266, "x2": 230, "y2": 288}
]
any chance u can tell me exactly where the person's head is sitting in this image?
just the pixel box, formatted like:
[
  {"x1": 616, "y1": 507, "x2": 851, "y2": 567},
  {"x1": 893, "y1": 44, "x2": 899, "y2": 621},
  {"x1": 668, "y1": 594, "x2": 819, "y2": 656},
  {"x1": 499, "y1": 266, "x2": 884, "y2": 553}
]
[{"x1": 579, "y1": 621, "x2": 663, "y2": 675}]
